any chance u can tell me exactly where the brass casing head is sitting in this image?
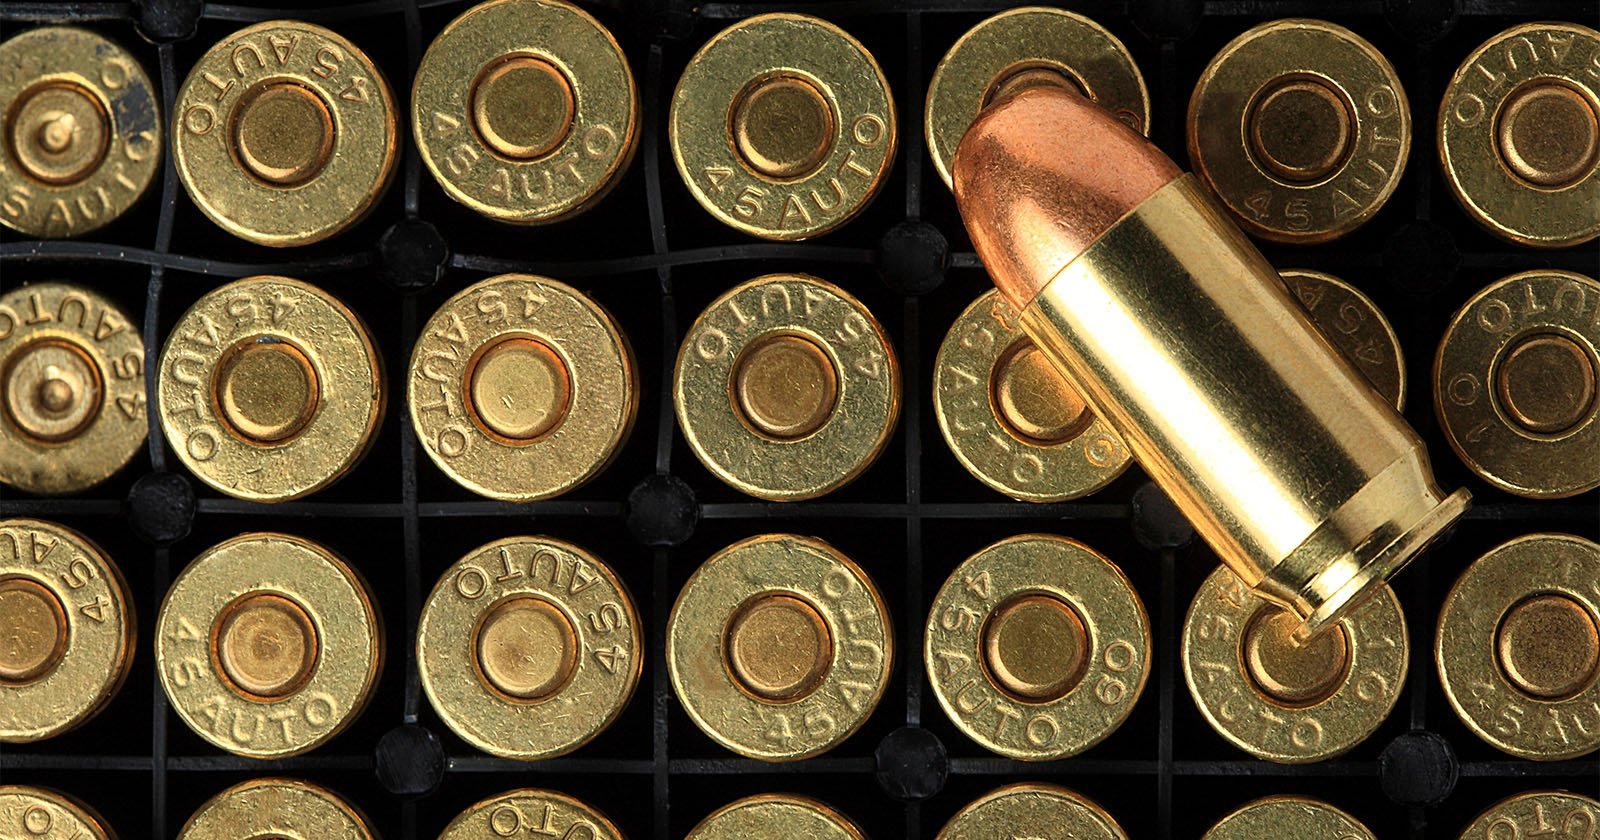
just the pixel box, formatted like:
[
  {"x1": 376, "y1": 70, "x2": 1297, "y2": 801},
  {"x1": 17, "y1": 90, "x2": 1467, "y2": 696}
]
[
  {"x1": 0, "y1": 786, "x2": 115, "y2": 839},
  {"x1": 1017, "y1": 175, "x2": 1468, "y2": 640},
  {"x1": 937, "y1": 783, "x2": 1127, "y2": 840},
  {"x1": 0, "y1": 27, "x2": 162, "y2": 238},
  {"x1": 1439, "y1": 23, "x2": 1600, "y2": 248},
  {"x1": 417, "y1": 536, "x2": 642, "y2": 760},
  {"x1": 667, "y1": 534, "x2": 893, "y2": 761},
  {"x1": 414, "y1": 0, "x2": 639, "y2": 225},
  {"x1": 0, "y1": 519, "x2": 135, "y2": 744},
  {"x1": 687, "y1": 794, "x2": 866, "y2": 840},
  {"x1": 0, "y1": 283, "x2": 147, "y2": 494},
  {"x1": 1202, "y1": 795, "x2": 1376, "y2": 840},
  {"x1": 926, "y1": 535, "x2": 1150, "y2": 760},
  {"x1": 670, "y1": 13, "x2": 897, "y2": 240},
  {"x1": 675, "y1": 274, "x2": 900, "y2": 501},
  {"x1": 1182, "y1": 565, "x2": 1407, "y2": 763},
  {"x1": 1437, "y1": 533, "x2": 1600, "y2": 761},
  {"x1": 157, "y1": 276, "x2": 385, "y2": 502},
  {"x1": 439, "y1": 789, "x2": 624, "y2": 839},
  {"x1": 173, "y1": 21, "x2": 399, "y2": 247},
  {"x1": 409, "y1": 274, "x2": 638, "y2": 501},
  {"x1": 933, "y1": 290, "x2": 1131, "y2": 501},
  {"x1": 1188, "y1": 19, "x2": 1410, "y2": 244},
  {"x1": 177, "y1": 778, "x2": 375, "y2": 840},
  {"x1": 1434, "y1": 270, "x2": 1599, "y2": 499},
  {"x1": 1458, "y1": 792, "x2": 1600, "y2": 840},
  {"x1": 1282, "y1": 270, "x2": 1407, "y2": 410},
  {"x1": 926, "y1": 7, "x2": 1150, "y2": 189},
  {"x1": 155, "y1": 533, "x2": 383, "y2": 759}
]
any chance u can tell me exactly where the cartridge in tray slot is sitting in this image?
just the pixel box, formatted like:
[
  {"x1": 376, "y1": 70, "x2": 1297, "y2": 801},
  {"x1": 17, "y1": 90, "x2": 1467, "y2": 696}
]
[
  {"x1": 1434, "y1": 270, "x2": 1600, "y2": 499},
  {"x1": 675, "y1": 274, "x2": 899, "y2": 501},
  {"x1": 1182, "y1": 565, "x2": 1407, "y2": 763},
  {"x1": 667, "y1": 534, "x2": 893, "y2": 761},
  {"x1": 687, "y1": 794, "x2": 866, "y2": 840},
  {"x1": 1438, "y1": 23, "x2": 1600, "y2": 248},
  {"x1": 156, "y1": 533, "x2": 383, "y2": 758},
  {"x1": 1437, "y1": 533, "x2": 1600, "y2": 760},
  {"x1": 157, "y1": 276, "x2": 385, "y2": 502},
  {"x1": 173, "y1": 21, "x2": 398, "y2": 246},
  {"x1": 1, "y1": 283, "x2": 147, "y2": 495},
  {"x1": 413, "y1": 0, "x2": 639, "y2": 225},
  {"x1": 0, "y1": 27, "x2": 162, "y2": 238},
  {"x1": 0, "y1": 786, "x2": 115, "y2": 839},
  {"x1": 178, "y1": 779, "x2": 376, "y2": 840},
  {"x1": 417, "y1": 536, "x2": 641, "y2": 760},
  {"x1": 670, "y1": 13, "x2": 896, "y2": 240},
  {"x1": 934, "y1": 289, "x2": 1131, "y2": 502},
  {"x1": 440, "y1": 789, "x2": 624, "y2": 839},
  {"x1": 1188, "y1": 19, "x2": 1410, "y2": 244},
  {"x1": 0, "y1": 519, "x2": 134, "y2": 744},
  {"x1": 1202, "y1": 796, "x2": 1376, "y2": 840},
  {"x1": 926, "y1": 7, "x2": 1149, "y2": 189},
  {"x1": 409, "y1": 274, "x2": 637, "y2": 501},
  {"x1": 937, "y1": 784, "x2": 1127, "y2": 840},
  {"x1": 926, "y1": 535, "x2": 1150, "y2": 760},
  {"x1": 1457, "y1": 792, "x2": 1600, "y2": 840}
]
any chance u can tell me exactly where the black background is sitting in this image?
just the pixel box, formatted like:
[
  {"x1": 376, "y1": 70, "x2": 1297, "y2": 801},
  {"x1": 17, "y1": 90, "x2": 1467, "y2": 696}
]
[{"x1": 0, "y1": 0, "x2": 1597, "y2": 837}]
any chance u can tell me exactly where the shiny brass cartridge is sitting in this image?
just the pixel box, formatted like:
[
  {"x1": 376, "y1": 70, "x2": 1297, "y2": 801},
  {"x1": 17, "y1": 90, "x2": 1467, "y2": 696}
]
[
  {"x1": 926, "y1": 535, "x2": 1150, "y2": 760},
  {"x1": 156, "y1": 533, "x2": 383, "y2": 758},
  {"x1": 1438, "y1": 23, "x2": 1599, "y2": 248},
  {"x1": 954, "y1": 86, "x2": 1469, "y2": 640},
  {"x1": 1436, "y1": 533, "x2": 1599, "y2": 761},
  {"x1": 157, "y1": 276, "x2": 385, "y2": 502},
  {"x1": 675, "y1": 274, "x2": 900, "y2": 501},
  {"x1": 1188, "y1": 19, "x2": 1410, "y2": 244},
  {"x1": 667, "y1": 534, "x2": 893, "y2": 761},
  {"x1": 1434, "y1": 270, "x2": 1599, "y2": 499},
  {"x1": 670, "y1": 14, "x2": 896, "y2": 240},
  {"x1": 409, "y1": 274, "x2": 638, "y2": 501},
  {"x1": 173, "y1": 21, "x2": 398, "y2": 246},
  {"x1": 414, "y1": 0, "x2": 639, "y2": 225},
  {"x1": 417, "y1": 536, "x2": 641, "y2": 760}
]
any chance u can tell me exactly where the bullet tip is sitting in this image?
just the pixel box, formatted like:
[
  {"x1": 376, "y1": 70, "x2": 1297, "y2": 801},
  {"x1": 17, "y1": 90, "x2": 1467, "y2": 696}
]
[{"x1": 952, "y1": 86, "x2": 1181, "y2": 309}]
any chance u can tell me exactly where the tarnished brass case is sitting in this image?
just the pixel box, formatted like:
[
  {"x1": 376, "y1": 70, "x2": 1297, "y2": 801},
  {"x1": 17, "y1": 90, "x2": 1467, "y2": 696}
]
[
  {"x1": 687, "y1": 794, "x2": 867, "y2": 840},
  {"x1": 439, "y1": 789, "x2": 624, "y2": 840},
  {"x1": 1016, "y1": 175, "x2": 1469, "y2": 640},
  {"x1": 0, "y1": 786, "x2": 116, "y2": 839},
  {"x1": 1202, "y1": 795, "x2": 1376, "y2": 840}
]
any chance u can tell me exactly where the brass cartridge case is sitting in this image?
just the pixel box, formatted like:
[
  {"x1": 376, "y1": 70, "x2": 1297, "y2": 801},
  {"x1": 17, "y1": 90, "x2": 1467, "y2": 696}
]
[
  {"x1": 1016, "y1": 176, "x2": 1468, "y2": 639},
  {"x1": 954, "y1": 87, "x2": 1468, "y2": 640}
]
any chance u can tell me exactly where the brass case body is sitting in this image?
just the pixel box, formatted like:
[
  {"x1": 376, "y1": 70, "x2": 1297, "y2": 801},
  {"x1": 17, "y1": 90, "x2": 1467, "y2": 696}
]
[{"x1": 1018, "y1": 175, "x2": 1468, "y2": 638}]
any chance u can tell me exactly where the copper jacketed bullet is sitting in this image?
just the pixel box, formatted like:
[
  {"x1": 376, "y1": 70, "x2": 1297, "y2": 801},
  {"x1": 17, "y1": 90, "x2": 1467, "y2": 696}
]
[{"x1": 952, "y1": 87, "x2": 1469, "y2": 640}]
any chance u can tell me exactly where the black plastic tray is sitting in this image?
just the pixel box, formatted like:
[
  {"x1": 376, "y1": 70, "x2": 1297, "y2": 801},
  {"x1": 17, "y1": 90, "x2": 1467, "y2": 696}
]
[{"x1": 1, "y1": 0, "x2": 1597, "y2": 837}]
